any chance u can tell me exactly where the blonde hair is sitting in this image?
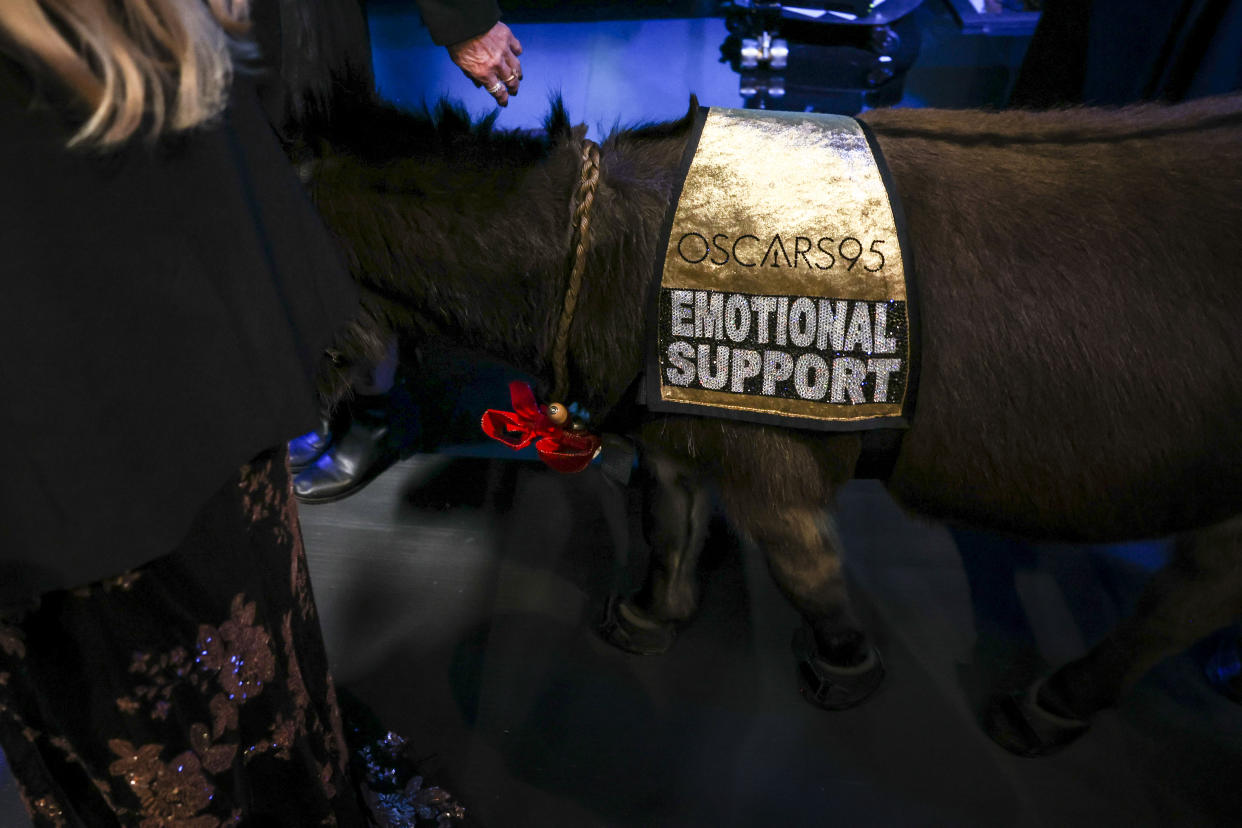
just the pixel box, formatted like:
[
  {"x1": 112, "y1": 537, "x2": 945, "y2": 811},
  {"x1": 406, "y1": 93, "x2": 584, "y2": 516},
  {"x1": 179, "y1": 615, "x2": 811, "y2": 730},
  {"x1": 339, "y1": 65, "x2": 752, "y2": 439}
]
[{"x1": 0, "y1": 0, "x2": 251, "y2": 147}]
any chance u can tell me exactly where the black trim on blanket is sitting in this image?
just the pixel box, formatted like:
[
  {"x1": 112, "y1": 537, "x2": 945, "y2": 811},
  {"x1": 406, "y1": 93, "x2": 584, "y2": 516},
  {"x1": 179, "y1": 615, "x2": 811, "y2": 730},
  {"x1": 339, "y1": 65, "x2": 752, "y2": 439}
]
[
  {"x1": 642, "y1": 103, "x2": 709, "y2": 421},
  {"x1": 855, "y1": 116, "x2": 919, "y2": 478}
]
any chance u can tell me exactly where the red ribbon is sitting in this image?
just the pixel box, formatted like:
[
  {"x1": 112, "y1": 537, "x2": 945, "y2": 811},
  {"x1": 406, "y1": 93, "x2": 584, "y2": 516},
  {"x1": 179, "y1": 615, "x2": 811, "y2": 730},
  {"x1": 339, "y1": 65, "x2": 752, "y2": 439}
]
[{"x1": 481, "y1": 381, "x2": 602, "y2": 474}]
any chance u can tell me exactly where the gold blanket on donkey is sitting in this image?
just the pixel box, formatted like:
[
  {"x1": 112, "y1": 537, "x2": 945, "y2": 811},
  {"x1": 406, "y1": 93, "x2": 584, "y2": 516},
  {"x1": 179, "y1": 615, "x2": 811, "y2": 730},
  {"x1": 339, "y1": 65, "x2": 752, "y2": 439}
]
[{"x1": 645, "y1": 107, "x2": 917, "y2": 430}]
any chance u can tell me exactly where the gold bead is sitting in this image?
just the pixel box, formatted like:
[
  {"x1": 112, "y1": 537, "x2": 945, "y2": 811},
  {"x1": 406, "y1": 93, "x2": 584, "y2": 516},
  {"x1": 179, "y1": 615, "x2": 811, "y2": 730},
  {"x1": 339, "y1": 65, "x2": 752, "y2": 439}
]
[{"x1": 545, "y1": 402, "x2": 570, "y2": 426}]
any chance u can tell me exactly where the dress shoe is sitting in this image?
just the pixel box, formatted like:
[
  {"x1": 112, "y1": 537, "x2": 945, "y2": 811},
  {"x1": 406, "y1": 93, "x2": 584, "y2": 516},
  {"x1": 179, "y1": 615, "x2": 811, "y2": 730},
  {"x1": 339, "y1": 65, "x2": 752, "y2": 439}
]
[
  {"x1": 293, "y1": 393, "x2": 407, "y2": 504},
  {"x1": 288, "y1": 414, "x2": 337, "y2": 471}
]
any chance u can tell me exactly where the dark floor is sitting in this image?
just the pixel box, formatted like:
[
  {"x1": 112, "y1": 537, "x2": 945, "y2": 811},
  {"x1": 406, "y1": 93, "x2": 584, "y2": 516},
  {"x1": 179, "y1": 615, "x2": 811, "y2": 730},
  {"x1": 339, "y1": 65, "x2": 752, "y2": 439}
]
[
  {"x1": 5, "y1": 2, "x2": 1242, "y2": 826},
  {"x1": 289, "y1": 455, "x2": 1242, "y2": 828}
]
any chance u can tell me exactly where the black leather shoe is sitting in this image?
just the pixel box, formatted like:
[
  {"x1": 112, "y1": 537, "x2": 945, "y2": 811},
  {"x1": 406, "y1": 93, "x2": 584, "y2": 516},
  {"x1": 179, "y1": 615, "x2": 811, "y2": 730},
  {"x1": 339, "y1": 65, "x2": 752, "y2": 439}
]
[
  {"x1": 293, "y1": 393, "x2": 407, "y2": 504},
  {"x1": 288, "y1": 414, "x2": 337, "y2": 471}
]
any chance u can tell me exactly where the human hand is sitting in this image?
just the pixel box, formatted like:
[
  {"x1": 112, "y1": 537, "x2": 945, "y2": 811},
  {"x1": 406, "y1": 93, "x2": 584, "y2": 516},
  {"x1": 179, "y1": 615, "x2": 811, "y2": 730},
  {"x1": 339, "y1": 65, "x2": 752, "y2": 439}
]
[{"x1": 447, "y1": 22, "x2": 523, "y2": 107}]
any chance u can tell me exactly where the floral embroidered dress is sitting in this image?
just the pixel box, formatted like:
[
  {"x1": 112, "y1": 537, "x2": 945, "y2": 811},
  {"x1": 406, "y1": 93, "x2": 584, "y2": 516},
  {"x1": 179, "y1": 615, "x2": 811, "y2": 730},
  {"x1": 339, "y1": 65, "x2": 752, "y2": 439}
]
[
  {"x1": 0, "y1": 452, "x2": 364, "y2": 827},
  {"x1": 0, "y1": 452, "x2": 465, "y2": 828}
]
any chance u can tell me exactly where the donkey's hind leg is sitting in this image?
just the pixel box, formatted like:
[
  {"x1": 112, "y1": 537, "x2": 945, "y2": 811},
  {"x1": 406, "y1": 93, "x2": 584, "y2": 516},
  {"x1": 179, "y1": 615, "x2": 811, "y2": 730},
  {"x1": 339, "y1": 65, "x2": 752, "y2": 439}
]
[
  {"x1": 600, "y1": 448, "x2": 712, "y2": 655},
  {"x1": 987, "y1": 514, "x2": 1242, "y2": 756}
]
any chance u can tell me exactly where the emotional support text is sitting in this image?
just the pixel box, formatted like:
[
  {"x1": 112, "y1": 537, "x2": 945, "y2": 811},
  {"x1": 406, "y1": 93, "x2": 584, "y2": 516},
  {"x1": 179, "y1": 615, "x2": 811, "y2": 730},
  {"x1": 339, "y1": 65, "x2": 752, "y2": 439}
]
[{"x1": 658, "y1": 288, "x2": 908, "y2": 405}]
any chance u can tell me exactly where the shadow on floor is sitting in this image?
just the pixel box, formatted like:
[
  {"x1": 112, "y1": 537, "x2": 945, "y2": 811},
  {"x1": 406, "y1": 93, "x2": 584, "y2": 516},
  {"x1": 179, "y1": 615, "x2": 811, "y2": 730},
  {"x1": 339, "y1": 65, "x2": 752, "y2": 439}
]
[{"x1": 296, "y1": 456, "x2": 1242, "y2": 828}]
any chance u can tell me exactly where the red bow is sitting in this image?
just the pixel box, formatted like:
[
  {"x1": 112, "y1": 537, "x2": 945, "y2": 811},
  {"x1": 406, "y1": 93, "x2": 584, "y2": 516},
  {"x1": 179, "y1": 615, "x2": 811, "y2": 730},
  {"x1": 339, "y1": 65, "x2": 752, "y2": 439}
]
[{"x1": 481, "y1": 381, "x2": 601, "y2": 474}]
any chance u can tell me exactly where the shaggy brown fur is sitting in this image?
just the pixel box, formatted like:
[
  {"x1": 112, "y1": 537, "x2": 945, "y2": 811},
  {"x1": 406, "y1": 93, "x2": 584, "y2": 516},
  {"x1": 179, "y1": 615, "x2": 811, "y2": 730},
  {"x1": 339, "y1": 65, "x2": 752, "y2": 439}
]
[{"x1": 305, "y1": 94, "x2": 1242, "y2": 741}]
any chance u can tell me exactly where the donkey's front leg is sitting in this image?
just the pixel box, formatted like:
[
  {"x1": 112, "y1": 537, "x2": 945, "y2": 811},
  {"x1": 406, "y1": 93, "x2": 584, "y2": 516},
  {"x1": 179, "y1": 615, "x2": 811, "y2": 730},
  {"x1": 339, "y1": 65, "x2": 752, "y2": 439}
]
[
  {"x1": 724, "y1": 489, "x2": 884, "y2": 710},
  {"x1": 988, "y1": 514, "x2": 1242, "y2": 756},
  {"x1": 600, "y1": 447, "x2": 712, "y2": 655},
  {"x1": 712, "y1": 426, "x2": 881, "y2": 709}
]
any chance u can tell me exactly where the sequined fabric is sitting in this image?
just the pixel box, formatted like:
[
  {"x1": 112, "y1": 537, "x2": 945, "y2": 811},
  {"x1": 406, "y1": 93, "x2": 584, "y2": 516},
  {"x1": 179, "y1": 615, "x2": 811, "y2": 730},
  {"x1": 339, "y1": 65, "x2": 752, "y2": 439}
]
[
  {"x1": 0, "y1": 449, "x2": 365, "y2": 827},
  {"x1": 338, "y1": 690, "x2": 466, "y2": 828}
]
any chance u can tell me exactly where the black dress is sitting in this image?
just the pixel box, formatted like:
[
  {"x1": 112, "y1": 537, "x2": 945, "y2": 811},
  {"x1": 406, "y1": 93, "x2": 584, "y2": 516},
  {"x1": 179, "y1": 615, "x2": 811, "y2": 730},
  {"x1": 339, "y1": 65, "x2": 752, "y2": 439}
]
[
  {"x1": 0, "y1": 450, "x2": 370, "y2": 827},
  {"x1": 0, "y1": 22, "x2": 377, "y2": 822},
  {"x1": 0, "y1": 2, "x2": 498, "y2": 825}
]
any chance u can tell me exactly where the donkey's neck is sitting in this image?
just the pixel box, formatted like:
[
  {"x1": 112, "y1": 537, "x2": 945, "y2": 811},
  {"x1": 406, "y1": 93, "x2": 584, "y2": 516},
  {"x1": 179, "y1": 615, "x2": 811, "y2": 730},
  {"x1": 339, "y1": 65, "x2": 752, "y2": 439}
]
[
  {"x1": 556, "y1": 130, "x2": 691, "y2": 420},
  {"x1": 311, "y1": 136, "x2": 574, "y2": 383}
]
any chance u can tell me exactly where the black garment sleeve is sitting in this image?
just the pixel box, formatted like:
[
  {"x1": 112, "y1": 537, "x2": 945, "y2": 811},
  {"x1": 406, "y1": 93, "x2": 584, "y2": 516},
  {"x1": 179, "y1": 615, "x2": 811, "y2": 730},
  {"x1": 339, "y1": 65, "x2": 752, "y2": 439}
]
[
  {"x1": 0, "y1": 75, "x2": 359, "y2": 598},
  {"x1": 414, "y1": 0, "x2": 502, "y2": 46}
]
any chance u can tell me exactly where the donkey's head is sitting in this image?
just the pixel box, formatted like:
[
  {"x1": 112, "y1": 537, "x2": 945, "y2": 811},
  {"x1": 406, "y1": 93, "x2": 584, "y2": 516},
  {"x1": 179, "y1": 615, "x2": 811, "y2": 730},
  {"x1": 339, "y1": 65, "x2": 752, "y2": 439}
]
[
  {"x1": 306, "y1": 100, "x2": 590, "y2": 373},
  {"x1": 309, "y1": 95, "x2": 701, "y2": 415}
]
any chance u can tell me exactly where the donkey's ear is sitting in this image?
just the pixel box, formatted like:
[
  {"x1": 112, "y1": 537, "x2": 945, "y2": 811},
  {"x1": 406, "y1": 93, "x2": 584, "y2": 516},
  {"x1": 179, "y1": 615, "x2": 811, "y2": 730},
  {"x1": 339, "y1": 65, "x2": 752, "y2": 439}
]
[{"x1": 687, "y1": 93, "x2": 700, "y2": 118}]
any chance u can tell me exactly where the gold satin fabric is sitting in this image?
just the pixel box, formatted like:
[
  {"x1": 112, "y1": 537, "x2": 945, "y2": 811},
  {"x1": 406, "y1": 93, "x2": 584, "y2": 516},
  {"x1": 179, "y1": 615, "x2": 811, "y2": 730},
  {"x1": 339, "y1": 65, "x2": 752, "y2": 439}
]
[{"x1": 656, "y1": 107, "x2": 911, "y2": 424}]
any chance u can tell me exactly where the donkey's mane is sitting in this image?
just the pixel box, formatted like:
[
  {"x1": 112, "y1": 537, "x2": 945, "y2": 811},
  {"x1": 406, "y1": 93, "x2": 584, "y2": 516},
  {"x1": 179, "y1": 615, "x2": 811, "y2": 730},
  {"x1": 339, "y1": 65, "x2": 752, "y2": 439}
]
[
  {"x1": 317, "y1": 91, "x2": 1242, "y2": 171},
  {"x1": 316, "y1": 96, "x2": 568, "y2": 166},
  {"x1": 316, "y1": 94, "x2": 700, "y2": 167}
]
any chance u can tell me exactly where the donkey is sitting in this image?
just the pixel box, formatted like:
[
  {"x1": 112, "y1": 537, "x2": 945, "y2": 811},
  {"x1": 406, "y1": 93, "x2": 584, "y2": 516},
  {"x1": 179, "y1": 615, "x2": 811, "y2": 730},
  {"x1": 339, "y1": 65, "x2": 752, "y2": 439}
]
[{"x1": 304, "y1": 93, "x2": 1242, "y2": 756}]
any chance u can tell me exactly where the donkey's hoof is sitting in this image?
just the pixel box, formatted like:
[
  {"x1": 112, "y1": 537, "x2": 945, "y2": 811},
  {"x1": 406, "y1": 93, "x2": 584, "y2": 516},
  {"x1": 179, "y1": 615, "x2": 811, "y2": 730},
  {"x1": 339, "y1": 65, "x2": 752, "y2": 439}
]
[
  {"x1": 792, "y1": 626, "x2": 884, "y2": 710},
  {"x1": 984, "y1": 678, "x2": 1090, "y2": 757},
  {"x1": 599, "y1": 595, "x2": 677, "y2": 656}
]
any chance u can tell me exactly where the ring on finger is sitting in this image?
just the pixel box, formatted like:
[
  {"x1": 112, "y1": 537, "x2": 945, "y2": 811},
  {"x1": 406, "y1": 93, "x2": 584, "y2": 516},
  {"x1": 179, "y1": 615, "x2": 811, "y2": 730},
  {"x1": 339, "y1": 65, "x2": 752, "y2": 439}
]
[
  {"x1": 486, "y1": 81, "x2": 505, "y2": 94},
  {"x1": 503, "y1": 73, "x2": 518, "y2": 83}
]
